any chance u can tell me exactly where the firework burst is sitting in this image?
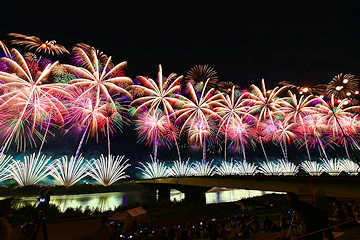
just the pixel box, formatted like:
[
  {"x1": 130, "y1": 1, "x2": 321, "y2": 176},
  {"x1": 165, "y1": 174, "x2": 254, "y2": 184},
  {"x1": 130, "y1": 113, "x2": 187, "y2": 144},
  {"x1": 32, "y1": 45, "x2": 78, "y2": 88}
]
[
  {"x1": 8, "y1": 153, "x2": 52, "y2": 186},
  {"x1": 49, "y1": 155, "x2": 88, "y2": 188},
  {"x1": 168, "y1": 158, "x2": 194, "y2": 177},
  {"x1": 8, "y1": 33, "x2": 69, "y2": 55},
  {"x1": 326, "y1": 73, "x2": 360, "y2": 100},
  {"x1": 299, "y1": 161, "x2": 323, "y2": 176},
  {"x1": 87, "y1": 154, "x2": 130, "y2": 186},
  {"x1": 136, "y1": 156, "x2": 169, "y2": 179},
  {"x1": 0, "y1": 154, "x2": 12, "y2": 182},
  {"x1": 191, "y1": 159, "x2": 216, "y2": 176},
  {"x1": 185, "y1": 64, "x2": 219, "y2": 90}
]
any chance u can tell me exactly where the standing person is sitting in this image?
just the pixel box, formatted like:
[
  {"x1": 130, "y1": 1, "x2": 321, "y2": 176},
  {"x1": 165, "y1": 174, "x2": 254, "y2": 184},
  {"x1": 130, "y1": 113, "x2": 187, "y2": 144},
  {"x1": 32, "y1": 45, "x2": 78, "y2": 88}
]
[
  {"x1": 352, "y1": 198, "x2": 360, "y2": 222},
  {"x1": 0, "y1": 198, "x2": 14, "y2": 240},
  {"x1": 330, "y1": 201, "x2": 346, "y2": 223},
  {"x1": 247, "y1": 216, "x2": 260, "y2": 233},
  {"x1": 95, "y1": 216, "x2": 113, "y2": 240},
  {"x1": 286, "y1": 192, "x2": 334, "y2": 240},
  {"x1": 218, "y1": 223, "x2": 228, "y2": 240}
]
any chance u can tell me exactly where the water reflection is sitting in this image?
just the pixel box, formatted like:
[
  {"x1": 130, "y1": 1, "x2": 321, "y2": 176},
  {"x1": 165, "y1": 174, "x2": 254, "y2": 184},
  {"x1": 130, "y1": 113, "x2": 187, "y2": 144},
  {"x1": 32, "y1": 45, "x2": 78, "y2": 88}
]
[
  {"x1": 9, "y1": 192, "x2": 143, "y2": 212},
  {"x1": 4, "y1": 188, "x2": 284, "y2": 212},
  {"x1": 205, "y1": 187, "x2": 284, "y2": 204}
]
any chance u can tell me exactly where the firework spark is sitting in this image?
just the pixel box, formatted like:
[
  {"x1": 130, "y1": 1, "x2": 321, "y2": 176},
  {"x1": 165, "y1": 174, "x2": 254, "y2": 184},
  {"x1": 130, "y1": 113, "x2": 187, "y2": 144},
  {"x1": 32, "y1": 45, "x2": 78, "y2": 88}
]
[
  {"x1": 8, "y1": 33, "x2": 69, "y2": 55},
  {"x1": 326, "y1": 73, "x2": 359, "y2": 100},
  {"x1": 185, "y1": 64, "x2": 219, "y2": 91}
]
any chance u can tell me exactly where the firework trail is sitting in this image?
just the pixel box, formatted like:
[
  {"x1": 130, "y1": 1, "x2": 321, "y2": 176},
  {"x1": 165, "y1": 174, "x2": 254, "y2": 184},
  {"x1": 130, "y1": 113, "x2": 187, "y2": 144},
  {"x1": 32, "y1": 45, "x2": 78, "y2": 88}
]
[
  {"x1": 282, "y1": 91, "x2": 316, "y2": 160},
  {"x1": 215, "y1": 86, "x2": 251, "y2": 160}
]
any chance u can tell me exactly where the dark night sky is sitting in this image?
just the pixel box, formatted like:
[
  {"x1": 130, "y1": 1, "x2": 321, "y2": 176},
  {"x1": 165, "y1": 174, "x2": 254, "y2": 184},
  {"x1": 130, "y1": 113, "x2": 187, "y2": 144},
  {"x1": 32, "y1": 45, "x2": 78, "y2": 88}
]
[
  {"x1": 1, "y1": 1, "x2": 359, "y2": 169},
  {"x1": 2, "y1": 1, "x2": 360, "y2": 88}
]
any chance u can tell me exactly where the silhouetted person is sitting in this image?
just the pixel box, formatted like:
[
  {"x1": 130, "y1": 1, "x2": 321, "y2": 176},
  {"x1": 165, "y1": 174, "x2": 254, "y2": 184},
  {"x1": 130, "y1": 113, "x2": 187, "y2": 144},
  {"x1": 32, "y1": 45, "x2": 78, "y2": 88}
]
[
  {"x1": 287, "y1": 192, "x2": 333, "y2": 240},
  {"x1": 330, "y1": 201, "x2": 346, "y2": 223},
  {"x1": 218, "y1": 223, "x2": 228, "y2": 240},
  {"x1": 95, "y1": 216, "x2": 113, "y2": 240},
  {"x1": 0, "y1": 198, "x2": 14, "y2": 240},
  {"x1": 247, "y1": 215, "x2": 260, "y2": 233}
]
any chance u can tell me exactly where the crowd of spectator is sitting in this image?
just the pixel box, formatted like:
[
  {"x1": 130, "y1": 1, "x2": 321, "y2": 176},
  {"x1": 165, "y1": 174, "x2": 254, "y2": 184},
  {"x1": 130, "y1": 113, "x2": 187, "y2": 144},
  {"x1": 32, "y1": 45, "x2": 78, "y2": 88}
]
[{"x1": 96, "y1": 195, "x2": 360, "y2": 240}]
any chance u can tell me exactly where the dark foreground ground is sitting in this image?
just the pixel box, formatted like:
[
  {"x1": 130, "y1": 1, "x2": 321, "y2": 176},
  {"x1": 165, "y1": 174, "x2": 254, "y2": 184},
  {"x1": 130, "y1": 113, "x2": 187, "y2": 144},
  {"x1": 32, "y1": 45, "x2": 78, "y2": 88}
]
[{"x1": 12, "y1": 195, "x2": 360, "y2": 240}]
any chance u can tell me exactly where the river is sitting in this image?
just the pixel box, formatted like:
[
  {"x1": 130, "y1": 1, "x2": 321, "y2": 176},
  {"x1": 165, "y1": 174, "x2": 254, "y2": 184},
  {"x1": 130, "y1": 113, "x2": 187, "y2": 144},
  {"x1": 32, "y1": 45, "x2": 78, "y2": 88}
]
[{"x1": 3, "y1": 188, "x2": 283, "y2": 212}]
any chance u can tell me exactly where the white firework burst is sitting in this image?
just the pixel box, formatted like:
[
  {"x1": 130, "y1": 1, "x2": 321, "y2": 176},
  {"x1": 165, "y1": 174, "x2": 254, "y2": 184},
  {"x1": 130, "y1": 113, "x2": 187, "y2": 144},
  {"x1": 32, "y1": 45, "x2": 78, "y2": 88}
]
[
  {"x1": 320, "y1": 158, "x2": 342, "y2": 176},
  {"x1": 257, "y1": 161, "x2": 282, "y2": 176},
  {"x1": 277, "y1": 159, "x2": 299, "y2": 176},
  {"x1": 235, "y1": 160, "x2": 257, "y2": 175},
  {"x1": 338, "y1": 158, "x2": 359, "y2": 175},
  {"x1": 168, "y1": 159, "x2": 194, "y2": 177},
  {"x1": 300, "y1": 161, "x2": 323, "y2": 176},
  {"x1": 192, "y1": 159, "x2": 216, "y2": 176},
  {"x1": 0, "y1": 154, "x2": 12, "y2": 182},
  {"x1": 215, "y1": 159, "x2": 239, "y2": 176},
  {"x1": 49, "y1": 155, "x2": 89, "y2": 188},
  {"x1": 8, "y1": 153, "x2": 52, "y2": 186},
  {"x1": 136, "y1": 156, "x2": 169, "y2": 179},
  {"x1": 87, "y1": 154, "x2": 130, "y2": 186}
]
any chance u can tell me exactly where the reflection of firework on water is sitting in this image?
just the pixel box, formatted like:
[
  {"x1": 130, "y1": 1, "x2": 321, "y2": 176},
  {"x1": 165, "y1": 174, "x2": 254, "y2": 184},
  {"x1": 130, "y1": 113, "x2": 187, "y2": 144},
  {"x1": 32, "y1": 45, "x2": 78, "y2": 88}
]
[
  {"x1": 8, "y1": 33, "x2": 69, "y2": 55},
  {"x1": 136, "y1": 156, "x2": 169, "y2": 179},
  {"x1": 299, "y1": 161, "x2": 323, "y2": 176},
  {"x1": 279, "y1": 80, "x2": 327, "y2": 96},
  {"x1": 215, "y1": 159, "x2": 239, "y2": 176},
  {"x1": 192, "y1": 159, "x2": 216, "y2": 176},
  {"x1": 7, "y1": 153, "x2": 52, "y2": 186},
  {"x1": 235, "y1": 160, "x2": 257, "y2": 175},
  {"x1": 49, "y1": 155, "x2": 88, "y2": 188},
  {"x1": 87, "y1": 154, "x2": 130, "y2": 186},
  {"x1": 185, "y1": 65, "x2": 218, "y2": 90},
  {"x1": 0, "y1": 154, "x2": 12, "y2": 182},
  {"x1": 326, "y1": 73, "x2": 360, "y2": 100},
  {"x1": 168, "y1": 159, "x2": 194, "y2": 177}
]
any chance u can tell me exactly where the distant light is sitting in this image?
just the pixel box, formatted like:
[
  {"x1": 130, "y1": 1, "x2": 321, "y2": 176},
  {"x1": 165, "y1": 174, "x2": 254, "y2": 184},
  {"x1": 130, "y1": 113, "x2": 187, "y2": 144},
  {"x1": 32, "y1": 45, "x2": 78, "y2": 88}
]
[
  {"x1": 346, "y1": 92, "x2": 351, "y2": 96},
  {"x1": 319, "y1": 95, "x2": 324, "y2": 98},
  {"x1": 200, "y1": 81, "x2": 204, "y2": 85},
  {"x1": 337, "y1": 99, "x2": 341, "y2": 103},
  {"x1": 40, "y1": 43, "x2": 47, "y2": 49},
  {"x1": 343, "y1": 79, "x2": 349, "y2": 84},
  {"x1": 267, "y1": 90, "x2": 271, "y2": 93},
  {"x1": 335, "y1": 86, "x2": 344, "y2": 91},
  {"x1": 227, "y1": 88, "x2": 232, "y2": 92},
  {"x1": 355, "y1": 91, "x2": 359, "y2": 95},
  {"x1": 299, "y1": 91, "x2": 303, "y2": 94},
  {"x1": 344, "y1": 100, "x2": 349, "y2": 105},
  {"x1": 302, "y1": 87, "x2": 309, "y2": 93}
]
